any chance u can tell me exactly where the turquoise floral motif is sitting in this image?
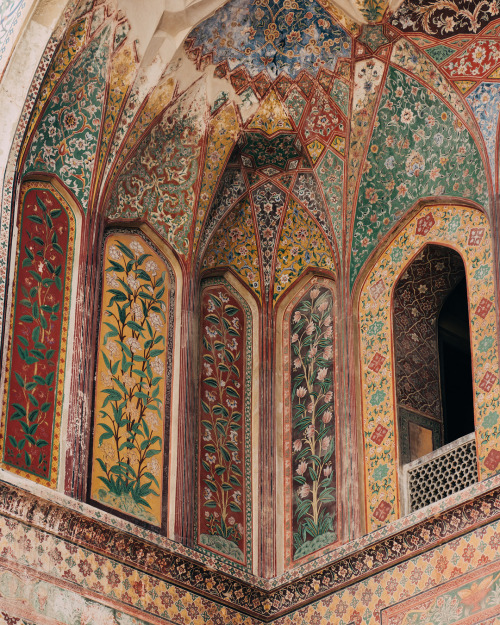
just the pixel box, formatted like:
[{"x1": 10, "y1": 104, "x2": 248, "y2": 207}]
[
  {"x1": 372, "y1": 463, "x2": 389, "y2": 481},
  {"x1": 368, "y1": 321, "x2": 384, "y2": 335},
  {"x1": 483, "y1": 411, "x2": 499, "y2": 429},
  {"x1": 350, "y1": 66, "x2": 487, "y2": 289},
  {"x1": 370, "y1": 390, "x2": 385, "y2": 405},
  {"x1": 475, "y1": 265, "x2": 490, "y2": 280},
  {"x1": 391, "y1": 247, "x2": 403, "y2": 263},
  {"x1": 479, "y1": 336, "x2": 495, "y2": 353},
  {"x1": 448, "y1": 215, "x2": 461, "y2": 234},
  {"x1": 25, "y1": 28, "x2": 110, "y2": 210},
  {"x1": 290, "y1": 286, "x2": 336, "y2": 560},
  {"x1": 185, "y1": 0, "x2": 351, "y2": 81}
]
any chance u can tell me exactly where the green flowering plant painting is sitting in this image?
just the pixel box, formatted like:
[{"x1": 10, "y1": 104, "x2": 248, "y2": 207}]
[
  {"x1": 290, "y1": 285, "x2": 337, "y2": 560},
  {"x1": 199, "y1": 286, "x2": 247, "y2": 563},
  {"x1": 91, "y1": 234, "x2": 169, "y2": 526}
]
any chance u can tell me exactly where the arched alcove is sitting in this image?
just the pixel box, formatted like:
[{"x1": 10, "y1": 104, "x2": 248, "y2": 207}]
[
  {"x1": 393, "y1": 244, "x2": 474, "y2": 464},
  {"x1": 358, "y1": 205, "x2": 500, "y2": 531}
]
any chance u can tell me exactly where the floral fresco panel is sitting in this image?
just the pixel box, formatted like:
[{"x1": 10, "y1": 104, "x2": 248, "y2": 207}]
[
  {"x1": 284, "y1": 282, "x2": 337, "y2": 562},
  {"x1": 198, "y1": 282, "x2": 253, "y2": 566},
  {"x1": 1, "y1": 182, "x2": 76, "y2": 486},
  {"x1": 202, "y1": 197, "x2": 262, "y2": 301},
  {"x1": 466, "y1": 81, "x2": 500, "y2": 170},
  {"x1": 391, "y1": 0, "x2": 500, "y2": 37},
  {"x1": 24, "y1": 27, "x2": 110, "y2": 210},
  {"x1": 274, "y1": 198, "x2": 334, "y2": 302},
  {"x1": 106, "y1": 86, "x2": 204, "y2": 255},
  {"x1": 350, "y1": 66, "x2": 487, "y2": 289},
  {"x1": 90, "y1": 232, "x2": 174, "y2": 527}
]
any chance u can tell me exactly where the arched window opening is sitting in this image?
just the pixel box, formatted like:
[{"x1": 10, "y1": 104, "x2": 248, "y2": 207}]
[
  {"x1": 438, "y1": 277, "x2": 475, "y2": 445},
  {"x1": 393, "y1": 245, "x2": 474, "y2": 464}
]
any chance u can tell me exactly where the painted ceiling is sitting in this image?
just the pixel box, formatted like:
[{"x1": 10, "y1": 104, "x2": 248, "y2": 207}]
[{"x1": 16, "y1": 0, "x2": 500, "y2": 301}]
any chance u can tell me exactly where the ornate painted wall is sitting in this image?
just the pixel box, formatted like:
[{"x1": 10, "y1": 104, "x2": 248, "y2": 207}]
[{"x1": 2, "y1": 0, "x2": 500, "y2": 621}]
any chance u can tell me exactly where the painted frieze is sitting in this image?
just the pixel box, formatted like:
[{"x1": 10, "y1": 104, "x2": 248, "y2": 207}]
[
  {"x1": 193, "y1": 104, "x2": 240, "y2": 251},
  {"x1": 317, "y1": 148, "x2": 344, "y2": 253},
  {"x1": 283, "y1": 281, "x2": 337, "y2": 563},
  {"x1": 251, "y1": 182, "x2": 287, "y2": 296},
  {"x1": 347, "y1": 58, "x2": 385, "y2": 230},
  {"x1": 96, "y1": 42, "x2": 138, "y2": 188},
  {"x1": 90, "y1": 232, "x2": 174, "y2": 527},
  {"x1": 20, "y1": 16, "x2": 88, "y2": 163},
  {"x1": 292, "y1": 172, "x2": 336, "y2": 250},
  {"x1": 247, "y1": 90, "x2": 293, "y2": 136},
  {"x1": 359, "y1": 205, "x2": 500, "y2": 530},
  {"x1": 24, "y1": 27, "x2": 110, "y2": 211},
  {"x1": 1, "y1": 182, "x2": 76, "y2": 487},
  {"x1": 198, "y1": 281, "x2": 253, "y2": 566},
  {"x1": 197, "y1": 169, "x2": 247, "y2": 260},
  {"x1": 444, "y1": 39, "x2": 500, "y2": 78},
  {"x1": 350, "y1": 66, "x2": 488, "y2": 288}
]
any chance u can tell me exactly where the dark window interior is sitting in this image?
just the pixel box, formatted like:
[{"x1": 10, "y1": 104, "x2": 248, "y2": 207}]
[{"x1": 438, "y1": 277, "x2": 475, "y2": 444}]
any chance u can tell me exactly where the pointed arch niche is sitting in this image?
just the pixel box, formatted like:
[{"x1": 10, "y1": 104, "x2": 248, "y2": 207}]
[
  {"x1": 0, "y1": 177, "x2": 82, "y2": 489},
  {"x1": 358, "y1": 205, "x2": 500, "y2": 532},
  {"x1": 197, "y1": 271, "x2": 259, "y2": 575},
  {"x1": 276, "y1": 273, "x2": 339, "y2": 572},
  {"x1": 89, "y1": 226, "x2": 183, "y2": 535}
]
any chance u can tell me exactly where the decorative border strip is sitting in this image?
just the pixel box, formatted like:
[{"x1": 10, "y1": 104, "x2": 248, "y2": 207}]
[{"x1": 1, "y1": 478, "x2": 500, "y2": 620}]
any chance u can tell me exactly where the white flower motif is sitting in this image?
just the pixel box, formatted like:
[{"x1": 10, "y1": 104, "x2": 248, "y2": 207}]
[
  {"x1": 108, "y1": 245, "x2": 122, "y2": 261},
  {"x1": 130, "y1": 240, "x2": 144, "y2": 257},
  {"x1": 151, "y1": 356, "x2": 164, "y2": 375}
]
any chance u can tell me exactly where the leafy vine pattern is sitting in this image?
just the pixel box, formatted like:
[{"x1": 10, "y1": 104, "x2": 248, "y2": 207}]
[
  {"x1": 3, "y1": 189, "x2": 71, "y2": 482},
  {"x1": 199, "y1": 287, "x2": 246, "y2": 561},
  {"x1": 290, "y1": 285, "x2": 336, "y2": 560},
  {"x1": 91, "y1": 235, "x2": 169, "y2": 526}
]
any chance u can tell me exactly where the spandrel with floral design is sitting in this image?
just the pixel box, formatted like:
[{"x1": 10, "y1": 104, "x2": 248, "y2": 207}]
[
  {"x1": 91, "y1": 234, "x2": 170, "y2": 526},
  {"x1": 198, "y1": 286, "x2": 248, "y2": 563},
  {"x1": 290, "y1": 285, "x2": 336, "y2": 560}
]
